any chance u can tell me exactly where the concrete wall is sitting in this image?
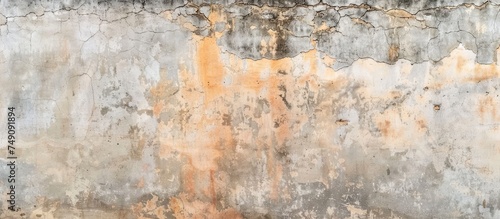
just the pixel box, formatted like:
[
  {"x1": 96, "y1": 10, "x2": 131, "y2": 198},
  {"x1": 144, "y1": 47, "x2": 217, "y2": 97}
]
[{"x1": 1, "y1": 0, "x2": 500, "y2": 218}]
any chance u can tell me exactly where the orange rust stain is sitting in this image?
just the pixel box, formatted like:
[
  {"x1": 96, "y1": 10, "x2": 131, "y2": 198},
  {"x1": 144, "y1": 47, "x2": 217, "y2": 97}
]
[{"x1": 197, "y1": 37, "x2": 226, "y2": 103}]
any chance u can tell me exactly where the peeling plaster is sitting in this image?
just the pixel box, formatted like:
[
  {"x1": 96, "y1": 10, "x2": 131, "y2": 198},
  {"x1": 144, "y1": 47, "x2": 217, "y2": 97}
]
[{"x1": 1, "y1": 0, "x2": 500, "y2": 218}]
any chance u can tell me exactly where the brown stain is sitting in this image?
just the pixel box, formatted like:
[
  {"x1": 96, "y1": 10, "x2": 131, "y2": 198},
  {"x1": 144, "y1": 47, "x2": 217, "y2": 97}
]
[
  {"x1": 416, "y1": 119, "x2": 427, "y2": 132},
  {"x1": 159, "y1": 113, "x2": 233, "y2": 173},
  {"x1": 266, "y1": 59, "x2": 297, "y2": 200},
  {"x1": 231, "y1": 49, "x2": 331, "y2": 200},
  {"x1": 232, "y1": 56, "x2": 295, "y2": 144},
  {"x1": 471, "y1": 64, "x2": 499, "y2": 83},
  {"x1": 154, "y1": 207, "x2": 166, "y2": 219},
  {"x1": 167, "y1": 194, "x2": 243, "y2": 219},
  {"x1": 388, "y1": 45, "x2": 399, "y2": 63},
  {"x1": 181, "y1": 164, "x2": 196, "y2": 197},
  {"x1": 168, "y1": 197, "x2": 184, "y2": 218},
  {"x1": 268, "y1": 75, "x2": 291, "y2": 146},
  {"x1": 429, "y1": 48, "x2": 486, "y2": 90},
  {"x1": 234, "y1": 49, "x2": 323, "y2": 92},
  {"x1": 42, "y1": 39, "x2": 71, "y2": 71},
  {"x1": 207, "y1": 6, "x2": 224, "y2": 23},
  {"x1": 197, "y1": 37, "x2": 226, "y2": 103},
  {"x1": 228, "y1": 55, "x2": 298, "y2": 200},
  {"x1": 322, "y1": 76, "x2": 348, "y2": 91},
  {"x1": 386, "y1": 9, "x2": 413, "y2": 18},
  {"x1": 321, "y1": 54, "x2": 336, "y2": 67},
  {"x1": 157, "y1": 37, "x2": 340, "y2": 215},
  {"x1": 157, "y1": 75, "x2": 237, "y2": 217},
  {"x1": 271, "y1": 162, "x2": 283, "y2": 200},
  {"x1": 389, "y1": 91, "x2": 402, "y2": 99},
  {"x1": 129, "y1": 126, "x2": 147, "y2": 160},
  {"x1": 217, "y1": 209, "x2": 244, "y2": 219},
  {"x1": 478, "y1": 96, "x2": 497, "y2": 121},
  {"x1": 158, "y1": 55, "x2": 232, "y2": 183},
  {"x1": 376, "y1": 108, "x2": 428, "y2": 143},
  {"x1": 239, "y1": 49, "x2": 338, "y2": 198},
  {"x1": 270, "y1": 58, "x2": 295, "y2": 142},
  {"x1": 149, "y1": 68, "x2": 176, "y2": 118},
  {"x1": 304, "y1": 49, "x2": 318, "y2": 74},
  {"x1": 61, "y1": 39, "x2": 71, "y2": 62},
  {"x1": 136, "y1": 177, "x2": 144, "y2": 188},
  {"x1": 351, "y1": 18, "x2": 373, "y2": 28},
  {"x1": 151, "y1": 94, "x2": 164, "y2": 117},
  {"x1": 207, "y1": 6, "x2": 227, "y2": 38},
  {"x1": 335, "y1": 119, "x2": 349, "y2": 126},
  {"x1": 131, "y1": 195, "x2": 168, "y2": 219},
  {"x1": 456, "y1": 53, "x2": 466, "y2": 72},
  {"x1": 379, "y1": 120, "x2": 392, "y2": 137},
  {"x1": 209, "y1": 170, "x2": 217, "y2": 206},
  {"x1": 145, "y1": 195, "x2": 159, "y2": 211},
  {"x1": 455, "y1": 51, "x2": 499, "y2": 83},
  {"x1": 131, "y1": 202, "x2": 143, "y2": 217},
  {"x1": 233, "y1": 56, "x2": 266, "y2": 91}
]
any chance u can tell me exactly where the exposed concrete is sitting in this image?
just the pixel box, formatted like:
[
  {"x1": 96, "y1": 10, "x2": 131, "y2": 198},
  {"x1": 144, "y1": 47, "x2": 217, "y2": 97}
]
[{"x1": 1, "y1": 0, "x2": 500, "y2": 218}]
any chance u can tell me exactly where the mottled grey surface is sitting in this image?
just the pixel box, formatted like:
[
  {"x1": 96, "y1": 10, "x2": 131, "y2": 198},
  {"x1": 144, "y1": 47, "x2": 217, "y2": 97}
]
[
  {"x1": 3, "y1": 1, "x2": 500, "y2": 68},
  {"x1": 0, "y1": 0, "x2": 500, "y2": 218}
]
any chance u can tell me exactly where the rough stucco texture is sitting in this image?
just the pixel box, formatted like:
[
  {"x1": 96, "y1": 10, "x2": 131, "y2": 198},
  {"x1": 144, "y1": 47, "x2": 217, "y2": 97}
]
[{"x1": 2, "y1": 0, "x2": 500, "y2": 218}]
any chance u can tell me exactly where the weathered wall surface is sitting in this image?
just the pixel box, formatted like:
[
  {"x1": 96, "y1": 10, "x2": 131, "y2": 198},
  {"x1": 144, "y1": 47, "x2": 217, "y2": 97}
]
[{"x1": 1, "y1": 0, "x2": 500, "y2": 218}]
